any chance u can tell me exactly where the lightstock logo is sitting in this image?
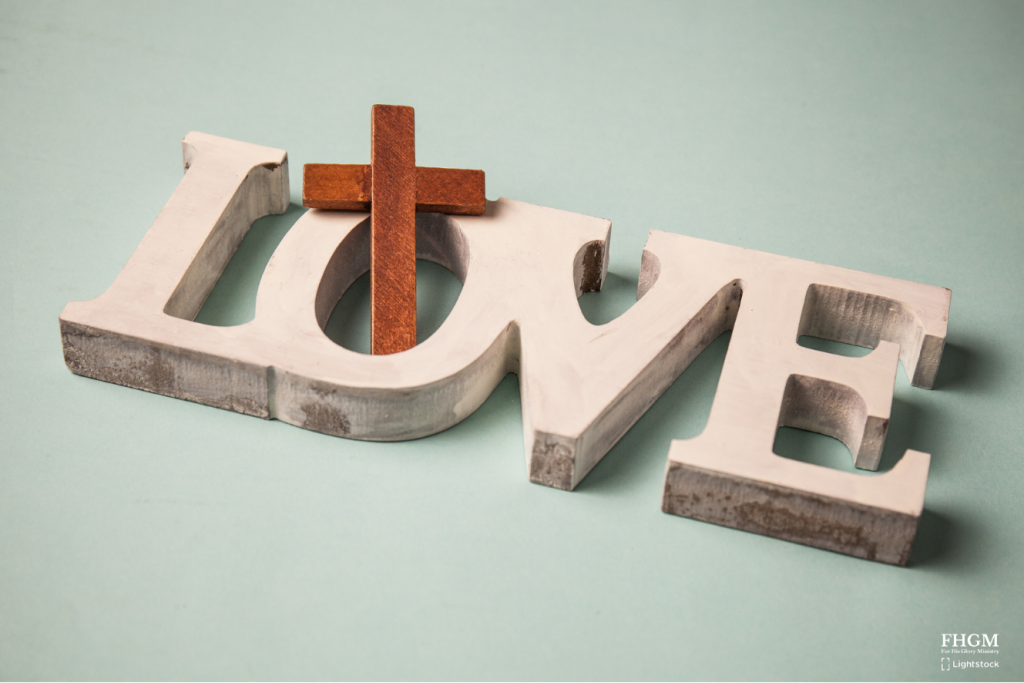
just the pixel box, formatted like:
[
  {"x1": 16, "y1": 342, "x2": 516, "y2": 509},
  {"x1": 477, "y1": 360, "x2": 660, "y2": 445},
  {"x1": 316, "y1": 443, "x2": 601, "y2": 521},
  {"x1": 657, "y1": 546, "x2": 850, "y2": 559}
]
[{"x1": 940, "y1": 633, "x2": 1001, "y2": 671}]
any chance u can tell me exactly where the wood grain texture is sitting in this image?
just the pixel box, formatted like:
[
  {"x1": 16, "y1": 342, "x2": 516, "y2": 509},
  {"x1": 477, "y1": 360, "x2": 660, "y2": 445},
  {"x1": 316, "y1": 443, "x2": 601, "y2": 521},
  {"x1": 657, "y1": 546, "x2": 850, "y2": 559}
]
[
  {"x1": 414, "y1": 167, "x2": 485, "y2": 214},
  {"x1": 303, "y1": 164, "x2": 485, "y2": 215},
  {"x1": 370, "y1": 105, "x2": 418, "y2": 355},
  {"x1": 303, "y1": 164, "x2": 371, "y2": 210}
]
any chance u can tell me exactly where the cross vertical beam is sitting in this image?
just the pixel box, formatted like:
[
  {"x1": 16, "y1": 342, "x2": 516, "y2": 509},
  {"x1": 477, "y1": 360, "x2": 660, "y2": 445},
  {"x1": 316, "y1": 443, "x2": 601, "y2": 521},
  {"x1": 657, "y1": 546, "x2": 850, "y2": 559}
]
[{"x1": 370, "y1": 105, "x2": 417, "y2": 355}]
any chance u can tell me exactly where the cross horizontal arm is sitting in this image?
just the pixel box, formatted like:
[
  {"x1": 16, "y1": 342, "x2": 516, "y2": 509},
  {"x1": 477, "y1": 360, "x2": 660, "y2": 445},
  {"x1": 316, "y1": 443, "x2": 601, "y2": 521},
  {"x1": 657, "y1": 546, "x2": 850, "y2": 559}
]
[{"x1": 303, "y1": 164, "x2": 485, "y2": 215}]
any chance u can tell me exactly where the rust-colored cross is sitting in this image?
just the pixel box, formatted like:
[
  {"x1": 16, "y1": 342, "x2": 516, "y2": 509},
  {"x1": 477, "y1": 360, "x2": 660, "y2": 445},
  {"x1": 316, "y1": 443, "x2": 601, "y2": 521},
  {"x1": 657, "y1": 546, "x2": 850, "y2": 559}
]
[{"x1": 302, "y1": 105, "x2": 485, "y2": 355}]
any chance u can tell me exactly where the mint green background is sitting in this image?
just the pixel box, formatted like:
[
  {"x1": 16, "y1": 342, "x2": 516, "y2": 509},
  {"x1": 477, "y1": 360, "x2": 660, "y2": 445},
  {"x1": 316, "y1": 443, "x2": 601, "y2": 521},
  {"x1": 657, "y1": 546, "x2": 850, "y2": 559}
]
[{"x1": 2, "y1": 1, "x2": 1022, "y2": 680}]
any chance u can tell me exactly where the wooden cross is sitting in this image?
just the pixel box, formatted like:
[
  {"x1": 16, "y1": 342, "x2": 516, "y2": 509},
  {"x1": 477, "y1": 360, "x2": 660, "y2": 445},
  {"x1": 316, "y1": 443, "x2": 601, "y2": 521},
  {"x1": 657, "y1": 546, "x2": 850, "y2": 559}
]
[{"x1": 303, "y1": 105, "x2": 485, "y2": 355}]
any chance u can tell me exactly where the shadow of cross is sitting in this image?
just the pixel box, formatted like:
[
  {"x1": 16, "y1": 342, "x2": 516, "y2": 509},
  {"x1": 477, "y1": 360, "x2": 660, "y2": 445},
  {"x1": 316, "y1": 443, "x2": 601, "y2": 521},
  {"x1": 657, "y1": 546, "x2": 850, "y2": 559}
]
[{"x1": 303, "y1": 104, "x2": 486, "y2": 355}]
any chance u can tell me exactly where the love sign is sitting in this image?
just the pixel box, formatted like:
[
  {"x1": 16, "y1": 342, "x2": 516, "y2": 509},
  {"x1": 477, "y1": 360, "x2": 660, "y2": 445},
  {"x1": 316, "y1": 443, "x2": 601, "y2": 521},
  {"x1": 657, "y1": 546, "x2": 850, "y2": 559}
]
[{"x1": 60, "y1": 125, "x2": 951, "y2": 566}]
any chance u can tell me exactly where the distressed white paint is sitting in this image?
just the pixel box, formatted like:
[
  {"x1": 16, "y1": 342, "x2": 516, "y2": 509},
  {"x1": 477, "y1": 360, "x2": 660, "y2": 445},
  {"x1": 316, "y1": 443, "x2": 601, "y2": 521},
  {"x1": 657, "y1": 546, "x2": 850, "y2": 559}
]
[
  {"x1": 646, "y1": 234, "x2": 950, "y2": 565},
  {"x1": 60, "y1": 133, "x2": 951, "y2": 564}
]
